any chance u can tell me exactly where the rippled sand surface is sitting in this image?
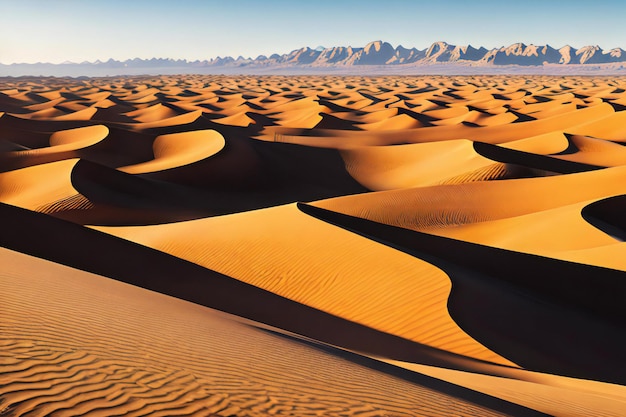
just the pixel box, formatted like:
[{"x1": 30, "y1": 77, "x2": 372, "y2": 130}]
[{"x1": 1, "y1": 75, "x2": 626, "y2": 416}]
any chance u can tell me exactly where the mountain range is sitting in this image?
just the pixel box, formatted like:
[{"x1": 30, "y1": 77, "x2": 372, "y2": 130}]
[
  {"x1": 3, "y1": 41, "x2": 626, "y2": 77},
  {"x1": 218, "y1": 41, "x2": 626, "y2": 67}
]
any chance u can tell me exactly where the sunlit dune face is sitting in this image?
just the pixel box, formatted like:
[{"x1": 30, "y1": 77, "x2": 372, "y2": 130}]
[{"x1": 1, "y1": 74, "x2": 626, "y2": 417}]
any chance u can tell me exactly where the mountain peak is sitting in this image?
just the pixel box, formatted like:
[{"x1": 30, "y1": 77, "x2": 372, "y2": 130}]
[
  {"x1": 355, "y1": 41, "x2": 395, "y2": 65},
  {"x1": 364, "y1": 40, "x2": 388, "y2": 52}
]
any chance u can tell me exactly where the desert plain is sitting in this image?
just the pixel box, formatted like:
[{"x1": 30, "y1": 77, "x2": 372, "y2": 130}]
[{"x1": 1, "y1": 74, "x2": 626, "y2": 416}]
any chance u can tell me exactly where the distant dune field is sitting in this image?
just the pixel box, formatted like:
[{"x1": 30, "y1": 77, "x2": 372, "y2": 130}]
[{"x1": 1, "y1": 74, "x2": 626, "y2": 416}]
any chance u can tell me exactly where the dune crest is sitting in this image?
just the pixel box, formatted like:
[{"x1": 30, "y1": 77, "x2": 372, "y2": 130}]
[{"x1": 120, "y1": 129, "x2": 225, "y2": 174}]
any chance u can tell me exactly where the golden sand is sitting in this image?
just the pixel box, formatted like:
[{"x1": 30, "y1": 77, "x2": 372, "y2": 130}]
[{"x1": 1, "y1": 74, "x2": 626, "y2": 416}]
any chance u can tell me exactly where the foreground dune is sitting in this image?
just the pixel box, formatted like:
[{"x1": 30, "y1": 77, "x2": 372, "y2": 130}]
[
  {"x1": 3, "y1": 247, "x2": 524, "y2": 417},
  {"x1": 93, "y1": 203, "x2": 514, "y2": 366},
  {"x1": 1, "y1": 74, "x2": 626, "y2": 416}
]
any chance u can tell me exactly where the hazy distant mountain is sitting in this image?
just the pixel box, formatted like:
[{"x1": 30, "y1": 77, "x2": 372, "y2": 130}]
[
  {"x1": 2, "y1": 41, "x2": 626, "y2": 77},
  {"x1": 352, "y1": 41, "x2": 396, "y2": 65},
  {"x1": 481, "y1": 43, "x2": 565, "y2": 66}
]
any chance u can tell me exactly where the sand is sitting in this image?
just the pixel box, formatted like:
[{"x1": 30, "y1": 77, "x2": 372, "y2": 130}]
[{"x1": 1, "y1": 74, "x2": 626, "y2": 416}]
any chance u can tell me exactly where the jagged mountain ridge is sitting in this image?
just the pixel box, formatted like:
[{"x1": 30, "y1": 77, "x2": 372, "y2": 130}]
[
  {"x1": 196, "y1": 41, "x2": 626, "y2": 67},
  {"x1": 254, "y1": 41, "x2": 626, "y2": 66},
  {"x1": 3, "y1": 41, "x2": 626, "y2": 76}
]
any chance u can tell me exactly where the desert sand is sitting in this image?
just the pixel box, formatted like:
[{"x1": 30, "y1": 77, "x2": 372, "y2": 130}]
[{"x1": 1, "y1": 74, "x2": 626, "y2": 416}]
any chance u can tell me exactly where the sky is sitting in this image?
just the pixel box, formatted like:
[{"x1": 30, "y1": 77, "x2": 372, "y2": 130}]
[{"x1": 1, "y1": 0, "x2": 625, "y2": 64}]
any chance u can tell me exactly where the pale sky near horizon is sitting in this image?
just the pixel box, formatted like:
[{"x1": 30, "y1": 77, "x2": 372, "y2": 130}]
[{"x1": 1, "y1": 0, "x2": 624, "y2": 64}]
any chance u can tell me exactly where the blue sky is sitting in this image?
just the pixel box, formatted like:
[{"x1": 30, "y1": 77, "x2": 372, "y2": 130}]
[{"x1": 1, "y1": 0, "x2": 624, "y2": 63}]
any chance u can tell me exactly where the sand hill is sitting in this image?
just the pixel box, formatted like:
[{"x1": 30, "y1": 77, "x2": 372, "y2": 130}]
[{"x1": 1, "y1": 74, "x2": 626, "y2": 416}]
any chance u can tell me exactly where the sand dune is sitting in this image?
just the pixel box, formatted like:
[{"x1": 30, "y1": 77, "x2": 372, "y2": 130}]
[
  {"x1": 1, "y1": 74, "x2": 626, "y2": 416},
  {"x1": 312, "y1": 164, "x2": 626, "y2": 273},
  {"x1": 3, "y1": 246, "x2": 528, "y2": 417},
  {"x1": 340, "y1": 139, "x2": 505, "y2": 190},
  {"x1": 0, "y1": 159, "x2": 79, "y2": 210},
  {"x1": 120, "y1": 129, "x2": 225, "y2": 174},
  {"x1": 299, "y1": 203, "x2": 626, "y2": 382},
  {"x1": 94, "y1": 203, "x2": 515, "y2": 366},
  {"x1": 0, "y1": 125, "x2": 108, "y2": 171}
]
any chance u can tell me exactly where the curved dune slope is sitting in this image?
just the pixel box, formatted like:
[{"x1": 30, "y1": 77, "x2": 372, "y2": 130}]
[
  {"x1": 2, "y1": 247, "x2": 525, "y2": 417},
  {"x1": 341, "y1": 139, "x2": 508, "y2": 190},
  {"x1": 0, "y1": 125, "x2": 108, "y2": 171},
  {"x1": 313, "y1": 166, "x2": 626, "y2": 270},
  {"x1": 95, "y1": 203, "x2": 513, "y2": 366},
  {"x1": 299, "y1": 203, "x2": 626, "y2": 384},
  {"x1": 1, "y1": 74, "x2": 626, "y2": 416},
  {"x1": 120, "y1": 129, "x2": 225, "y2": 174}
]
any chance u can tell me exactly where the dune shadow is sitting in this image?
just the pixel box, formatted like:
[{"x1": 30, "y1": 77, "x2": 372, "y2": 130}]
[
  {"x1": 298, "y1": 202, "x2": 626, "y2": 385},
  {"x1": 581, "y1": 195, "x2": 626, "y2": 241},
  {"x1": 473, "y1": 141, "x2": 603, "y2": 174}
]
